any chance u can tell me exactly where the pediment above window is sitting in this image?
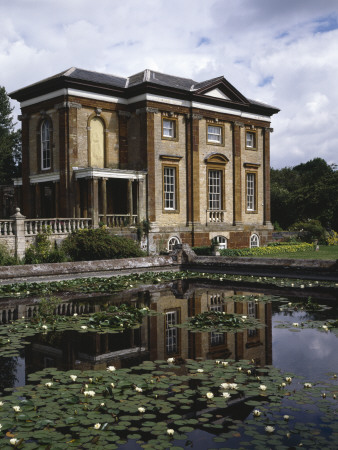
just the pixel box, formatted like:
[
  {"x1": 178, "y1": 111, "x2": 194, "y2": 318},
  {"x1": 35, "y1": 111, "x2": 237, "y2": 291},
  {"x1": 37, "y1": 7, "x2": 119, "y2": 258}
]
[{"x1": 204, "y1": 153, "x2": 229, "y2": 165}]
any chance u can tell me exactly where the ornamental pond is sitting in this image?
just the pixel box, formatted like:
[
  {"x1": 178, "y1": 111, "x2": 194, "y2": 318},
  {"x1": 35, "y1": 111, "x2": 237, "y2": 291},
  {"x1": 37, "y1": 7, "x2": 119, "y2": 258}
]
[{"x1": 0, "y1": 272, "x2": 337, "y2": 449}]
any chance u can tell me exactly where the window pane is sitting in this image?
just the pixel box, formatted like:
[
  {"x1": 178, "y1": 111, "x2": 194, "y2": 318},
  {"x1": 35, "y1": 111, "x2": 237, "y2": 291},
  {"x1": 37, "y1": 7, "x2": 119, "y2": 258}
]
[
  {"x1": 166, "y1": 311, "x2": 178, "y2": 354},
  {"x1": 247, "y1": 173, "x2": 255, "y2": 210},
  {"x1": 164, "y1": 167, "x2": 176, "y2": 210},
  {"x1": 163, "y1": 119, "x2": 175, "y2": 138},
  {"x1": 208, "y1": 170, "x2": 222, "y2": 210},
  {"x1": 208, "y1": 125, "x2": 222, "y2": 143},
  {"x1": 246, "y1": 132, "x2": 255, "y2": 148}
]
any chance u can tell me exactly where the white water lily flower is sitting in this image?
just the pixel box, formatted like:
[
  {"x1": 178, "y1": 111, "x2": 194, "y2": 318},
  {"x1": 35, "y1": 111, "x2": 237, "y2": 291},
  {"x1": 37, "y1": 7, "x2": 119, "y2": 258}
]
[
  {"x1": 42, "y1": 325, "x2": 48, "y2": 330},
  {"x1": 220, "y1": 383, "x2": 229, "y2": 389},
  {"x1": 304, "y1": 383, "x2": 312, "y2": 388},
  {"x1": 215, "y1": 360, "x2": 221, "y2": 364},
  {"x1": 10, "y1": 438, "x2": 19, "y2": 445},
  {"x1": 292, "y1": 323, "x2": 299, "y2": 327},
  {"x1": 100, "y1": 402, "x2": 105, "y2": 406},
  {"x1": 247, "y1": 370, "x2": 251, "y2": 375},
  {"x1": 285, "y1": 377, "x2": 292, "y2": 382},
  {"x1": 253, "y1": 409, "x2": 261, "y2": 417},
  {"x1": 0, "y1": 424, "x2": 2, "y2": 430},
  {"x1": 138, "y1": 407, "x2": 145, "y2": 413},
  {"x1": 167, "y1": 357, "x2": 175, "y2": 363},
  {"x1": 222, "y1": 392, "x2": 230, "y2": 399},
  {"x1": 0, "y1": 401, "x2": 4, "y2": 406},
  {"x1": 222, "y1": 361, "x2": 228, "y2": 366},
  {"x1": 107, "y1": 366, "x2": 116, "y2": 372},
  {"x1": 265, "y1": 425, "x2": 275, "y2": 433},
  {"x1": 94, "y1": 423, "x2": 101, "y2": 429},
  {"x1": 237, "y1": 367, "x2": 242, "y2": 372},
  {"x1": 70, "y1": 375, "x2": 77, "y2": 382},
  {"x1": 167, "y1": 429, "x2": 174, "y2": 436},
  {"x1": 229, "y1": 383, "x2": 238, "y2": 390},
  {"x1": 288, "y1": 302, "x2": 292, "y2": 307},
  {"x1": 242, "y1": 315, "x2": 247, "y2": 319},
  {"x1": 135, "y1": 386, "x2": 143, "y2": 392},
  {"x1": 81, "y1": 326, "x2": 88, "y2": 330},
  {"x1": 13, "y1": 406, "x2": 21, "y2": 412},
  {"x1": 206, "y1": 392, "x2": 214, "y2": 399},
  {"x1": 197, "y1": 369, "x2": 204, "y2": 373},
  {"x1": 322, "y1": 325, "x2": 328, "y2": 331},
  {"x1": 45, "y1": 382, "x2": 53, "y2": 387},
  {"x1": 284, "y1": 415, "x2": 289, "y2": 420},
  {"x1": 83, "y1": 390, "x2": 95, "y2": 397},
  {"x1": 259, "y1": 385, "x2": 267, "y2": 391},
  {"x1": 300, "y1": 285, "x2": 304, "y2": 288},
  {"x1": 110, "y1": 383, "x2": 115, "y2": 388},
  {"x1": 88, "y1": 378, "x2": 93, "y2": 383}
]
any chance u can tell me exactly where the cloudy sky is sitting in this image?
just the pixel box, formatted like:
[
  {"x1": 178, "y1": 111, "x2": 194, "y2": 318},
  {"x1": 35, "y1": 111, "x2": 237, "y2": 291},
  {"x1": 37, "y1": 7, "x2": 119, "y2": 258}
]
[{"x1": 1, "y1": 0, "x2": 337, "y2": 168}]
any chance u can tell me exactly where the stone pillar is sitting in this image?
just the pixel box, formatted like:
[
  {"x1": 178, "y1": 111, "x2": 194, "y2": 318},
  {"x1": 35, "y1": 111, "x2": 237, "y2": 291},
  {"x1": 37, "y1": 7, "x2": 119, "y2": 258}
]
[
  {"x1": 232, "y1": 122, "x2": 243, "y2": 226},
  {"x1": 11, "y1": 208, "x2": 26, "y2": 260},
  {"x1": 128, "y1": 179, "x2": 133, "y2": 222},
  {"x1": 35, "y1": 184, "x2": 41, "y2": 218},
  {"x1": 55, "y1": 182, "x2": 60, "y2": 218},
  {"x1": 75, "y1": 180, "x2": 81, "y2": 218},
  {"x1": 88, "y1": 178, "x2": 99, "y2": 228},
  {"x1": 118, "y1": 110, "x2": 130, "y2": 169},
  {"x1": 19, "y1": 114, "x2": 32, "y2": 217},
  {"x1": 101, "y1": 178, "x2": 107, "y2": 224},
  {"x1": 263, "y1": 128, "x2": 272, "y2": 227},
  {"x1": 138, "y1": 179, "x2": 146, "y2": 222}
]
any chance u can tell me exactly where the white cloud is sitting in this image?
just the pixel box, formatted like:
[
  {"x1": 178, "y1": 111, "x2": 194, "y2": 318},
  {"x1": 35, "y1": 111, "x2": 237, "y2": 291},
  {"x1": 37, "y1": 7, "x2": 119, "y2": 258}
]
[{"x1": 1, "y1": 0, "x2": 337, "y2": 167}]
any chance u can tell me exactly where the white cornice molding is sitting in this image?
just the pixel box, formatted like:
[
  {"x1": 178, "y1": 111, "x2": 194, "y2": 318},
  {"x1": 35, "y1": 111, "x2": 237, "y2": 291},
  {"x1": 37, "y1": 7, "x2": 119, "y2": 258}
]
[
  {"x1": 20, "y1": 89, "x2": 272, "y2": 119},
  {"x1": 73, "y1": 167, "x2": 147, "y2": 180},
  {"x1": 30, "y1": 172, "x2": 60, "y2": 184}
]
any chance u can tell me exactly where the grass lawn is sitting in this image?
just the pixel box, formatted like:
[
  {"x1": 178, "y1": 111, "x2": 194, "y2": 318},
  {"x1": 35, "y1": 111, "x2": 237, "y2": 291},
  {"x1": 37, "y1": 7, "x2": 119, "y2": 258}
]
[{"x1": 253, "y1": 245, "x2": 338, "y2": 260}]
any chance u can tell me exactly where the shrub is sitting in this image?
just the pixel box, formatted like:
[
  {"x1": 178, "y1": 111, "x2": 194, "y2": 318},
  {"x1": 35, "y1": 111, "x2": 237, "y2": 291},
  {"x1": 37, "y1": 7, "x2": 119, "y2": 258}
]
[
  {"x1": 290, "y1": 219, "x2": 327, "y2": 244},
  {"x1": 61, "y1": 228, "x2": 145, "y2": 261},
  {"x1": 0, "y1": 242, "x2": 17, "y2": 266},
  {"x1": 192, "y1": 246, "x2": 213, "y2": 256},
  {"x1": 24, "y1": 227, "x2": 67, "y2": 264},
  {"x1": 220, "y1": 242, "x2": 313, "y2": 257},
  {"x1": 327, "y1": 230, "x2": 338, "y2": 246}
]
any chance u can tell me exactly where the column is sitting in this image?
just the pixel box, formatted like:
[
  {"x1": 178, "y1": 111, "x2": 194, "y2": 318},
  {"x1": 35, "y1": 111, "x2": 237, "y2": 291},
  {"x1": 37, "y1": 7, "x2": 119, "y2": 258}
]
[
  {"x1": 232, "y1": 122, "x2": 243, "y2": 226},
  {"x1": 20, "y1": 114, "x2": 32, "y2": 217},
  {"x1": 101, "y1": 178, "x2": 107, "y2": 224},
  {"x1": 88, "y1": 177, "x2": 99, "y2": 228},
  {"x1": 263, "y1": 128, "x2": 272, "y2": 227},
  {"x1": 75, "y1": 180, "x2": 81, "y2": 218},
  {"x1": 128, "y1": 179, "x2": 133, "y2": 222},
  {"x1": 35, "y1": 184, "x2": 41, "y2": 218}
]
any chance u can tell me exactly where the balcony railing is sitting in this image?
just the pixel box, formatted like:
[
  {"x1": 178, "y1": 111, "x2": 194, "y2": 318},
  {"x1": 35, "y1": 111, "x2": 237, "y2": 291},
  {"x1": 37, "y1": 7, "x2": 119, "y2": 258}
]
[
  {"x1": 207, "y1": 210, "x2": 226, "y2": 223},
  {"x1": 99, "y1": 214, "x2": 138, "y2": 228},
  {"x1": 0, "y1": 220, "x2": 15, "y2": 236},
  {"x1": 24, "y1": 218, "x2": 92, "y2": 235}
]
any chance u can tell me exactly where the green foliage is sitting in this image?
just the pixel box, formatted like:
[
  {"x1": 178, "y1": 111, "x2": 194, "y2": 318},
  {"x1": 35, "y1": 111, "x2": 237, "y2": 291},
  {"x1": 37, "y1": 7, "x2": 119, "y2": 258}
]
[
  {"x1": 0, "y1": 242, "x2": 17, "y2": 265},
  {"x1": 271, "y1": 158, "x2": 338, "y2": 231},
  {"x1": 220, "y1": 242, "x2": 313, "y2": 257},
  {"x1": 327, "y1": 230, "x2": 338, "y2": 246},
  {"x1": 183, "y1": 310, "x2": 262, "y2": 332},
  {"x1": 290, "y1": 219, "x2": 327, "y2": 243},
  {"x1": 192, "y1": 245, "x2": 213, "y2": 255},
  {"x1": 0, "y1": 86, "x2": 21, "y2": 184},
  {"x1": 24, "y1": 227, "x2": 67, "y2": 264},
  {"x1": 136, "y1": 220, "x2": 151, "y2": 241},
  {"x1": 61, "y1": 228, "x2": 145, "y2": 261}
]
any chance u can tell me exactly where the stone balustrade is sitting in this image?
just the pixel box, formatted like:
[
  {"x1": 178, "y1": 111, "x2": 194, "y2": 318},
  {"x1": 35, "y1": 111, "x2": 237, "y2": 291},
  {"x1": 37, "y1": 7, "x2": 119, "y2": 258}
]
[
  {"x1": 207, "y1": 210, "x2": 226, "y2": 223},
  {"x1": 99, "y1": 214, "x2": 138, "y2": 227}
]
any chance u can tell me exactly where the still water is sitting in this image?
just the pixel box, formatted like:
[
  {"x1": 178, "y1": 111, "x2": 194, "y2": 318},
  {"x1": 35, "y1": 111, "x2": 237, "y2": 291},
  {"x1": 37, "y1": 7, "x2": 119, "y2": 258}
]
[{"x1": 0, "y1": 280, "x2": 337, "y2": 448}]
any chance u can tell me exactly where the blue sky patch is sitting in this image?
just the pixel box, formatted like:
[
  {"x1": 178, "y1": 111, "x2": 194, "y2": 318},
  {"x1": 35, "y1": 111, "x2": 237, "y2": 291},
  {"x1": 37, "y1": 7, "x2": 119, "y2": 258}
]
[
  {"x1": 313, "y1": 14, "x2": 338, "y2": 33},
  {"x1": 197, "y1": 37, "x2": 211, "y2": 47},
  {"x1": 259, "y1": 76, "x2": 273, "y2": 87}
]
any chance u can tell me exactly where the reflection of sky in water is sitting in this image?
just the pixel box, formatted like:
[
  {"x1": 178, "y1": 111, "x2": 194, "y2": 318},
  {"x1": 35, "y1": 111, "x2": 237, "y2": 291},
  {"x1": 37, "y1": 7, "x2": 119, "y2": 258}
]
[{"x1": 272, "y1": 310, "x2": 338, "y2": 381}]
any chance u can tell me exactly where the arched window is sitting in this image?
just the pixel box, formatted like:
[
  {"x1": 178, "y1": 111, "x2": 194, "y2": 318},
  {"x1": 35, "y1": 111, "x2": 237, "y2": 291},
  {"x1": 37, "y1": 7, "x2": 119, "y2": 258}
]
[
  {"x1": 41, "y1": 120, "x2": 51, "y2": 170},
  {"x1": 212, "y1": 235, "x2": 228, "y2": 249},
  {"x1": 250, "y1": 234, "x2": 259, "y2": 248},
  {"x1": 168, "y1": 236, "x2": 181, "y2": 252},
  {"x1": 90, "y1": 117, "x2": 105, "y2": 168}
]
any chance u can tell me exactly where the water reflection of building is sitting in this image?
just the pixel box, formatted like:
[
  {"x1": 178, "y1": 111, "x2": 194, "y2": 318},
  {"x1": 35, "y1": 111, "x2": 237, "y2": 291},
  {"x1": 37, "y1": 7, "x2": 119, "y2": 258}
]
[
  {"x1": 150, "y1": 287, "x2": 272, "y2": 366},
  {"x1": 2, "y1": 282, "x2": 272, "y2": 382}
]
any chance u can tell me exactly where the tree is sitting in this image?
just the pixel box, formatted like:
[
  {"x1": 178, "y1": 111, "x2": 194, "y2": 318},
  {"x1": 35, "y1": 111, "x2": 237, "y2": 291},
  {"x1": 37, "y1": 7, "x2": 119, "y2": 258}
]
[
  {"x1": 271, "y1": 158, "x2": 338, "y2": 231},
  {"x1": 0, "y1": 86, "x2": 21, "y2": 184}
]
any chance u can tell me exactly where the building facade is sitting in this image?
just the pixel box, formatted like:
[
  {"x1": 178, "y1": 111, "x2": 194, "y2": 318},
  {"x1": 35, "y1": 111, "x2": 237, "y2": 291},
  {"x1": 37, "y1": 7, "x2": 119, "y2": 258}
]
[{"x1": 10, "y1": 68, "x2": 279, "y2": 253}]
